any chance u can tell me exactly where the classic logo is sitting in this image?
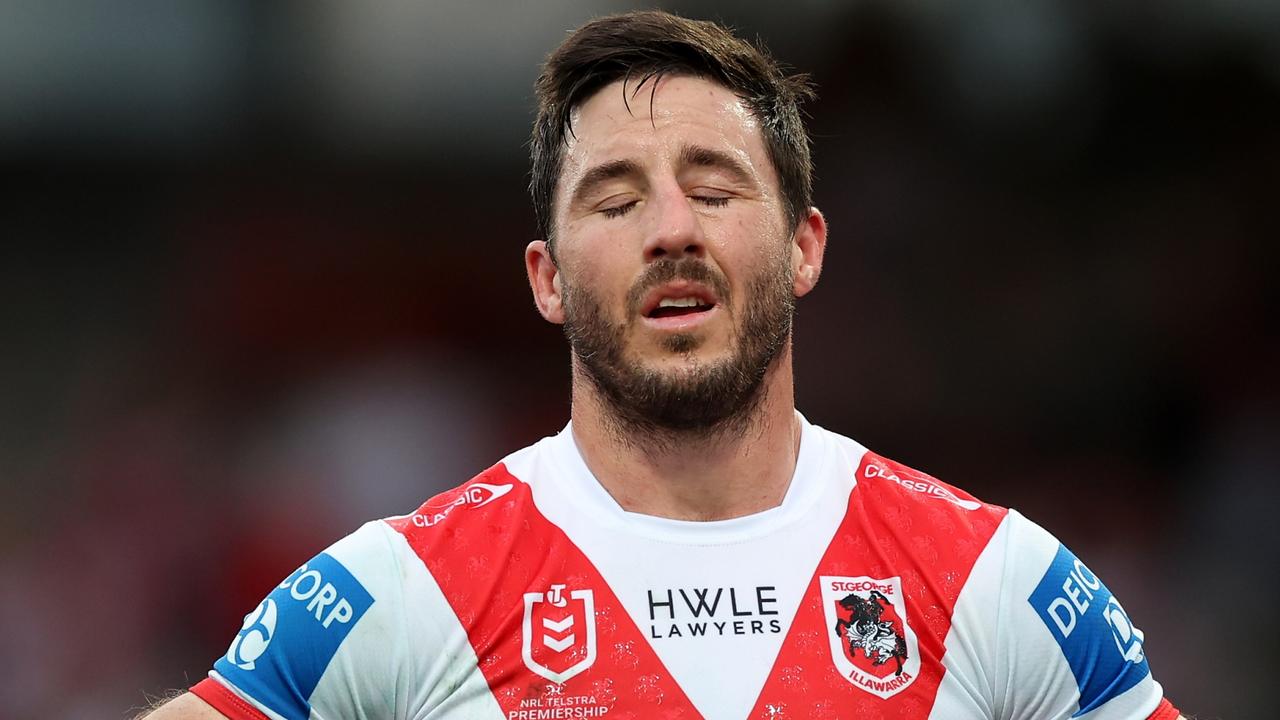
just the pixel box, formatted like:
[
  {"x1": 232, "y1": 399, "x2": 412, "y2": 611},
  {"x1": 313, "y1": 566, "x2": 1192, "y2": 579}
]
[
  {"x1": 863, "y1": 457, "x2": 981, "y2": 511},
  {"x1": 820, "y1": 576, "x2": 920, "y2": 699},
  {"x1": 411, "y1": 482, "x2": 513, "y2": 527},
  {"x1": 226, "y1": 598, "x2": 277, "y2": 671},
  {"x1": 522, "y1": 584, "x2": 597, "y2": 684}
]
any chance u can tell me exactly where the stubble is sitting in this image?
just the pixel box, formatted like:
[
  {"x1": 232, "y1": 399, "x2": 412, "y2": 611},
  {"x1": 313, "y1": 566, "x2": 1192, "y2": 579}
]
[{"x1": 561, "y1": 251, "x2": 795, "y2": 449}]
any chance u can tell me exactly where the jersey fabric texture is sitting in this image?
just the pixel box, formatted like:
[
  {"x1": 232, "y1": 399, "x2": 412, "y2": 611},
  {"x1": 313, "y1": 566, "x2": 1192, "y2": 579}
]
[{"x1": 192, "y1": 416, "x2": 1180, "y2": 720}]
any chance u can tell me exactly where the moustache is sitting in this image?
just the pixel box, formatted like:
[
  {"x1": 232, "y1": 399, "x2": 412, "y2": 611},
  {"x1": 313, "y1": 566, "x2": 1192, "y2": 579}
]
[{"x1": 625, "y1": 258, "x2": 732, "y2": 317}]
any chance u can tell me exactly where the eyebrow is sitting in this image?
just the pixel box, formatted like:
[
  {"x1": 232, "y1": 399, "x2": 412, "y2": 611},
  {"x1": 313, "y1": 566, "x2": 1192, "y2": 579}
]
[
  {"x1": 677, "y1": 144, "x2": 755, "y2": 186},
  {"x1": 568, "y1": 158, "x2": 643, "y2": 210}
]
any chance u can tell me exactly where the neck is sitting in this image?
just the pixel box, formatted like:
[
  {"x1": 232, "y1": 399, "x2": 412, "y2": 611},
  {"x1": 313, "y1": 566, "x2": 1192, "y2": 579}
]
[{"x1": 568, "y1": 348, "x2": 802, "y2": 521}]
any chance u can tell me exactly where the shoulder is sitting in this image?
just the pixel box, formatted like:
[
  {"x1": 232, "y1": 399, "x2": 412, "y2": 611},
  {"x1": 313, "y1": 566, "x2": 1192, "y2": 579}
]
[
  {"x1": 822, "y1": 427, "x2": 1011, "y2": 543},
  {"x1": 382, "y1": 431, "x2": 557, "y2": 531},
  {"x1": 991, "y1": 510, "x2": 1170, "y2": 717},
  {"x1": 380, "y1": 456, "x2": 539, "y2": 561},
  {"x1": 384, "y1": 461, "x2": 531, "y2": 533},
  {"x1": 377, "y1": 446, "x2": 560, "y2": 591},
  {"x1": 204, "y1": 520, "x2": 407, "y2": 719},
  {"x1": 199, "y1": 454, "x2": 544, "y2": 719},
  {"x1": 809, "y1": 424, "x2": 994, "y2": 506},
  {"x1": 852, "y1": 447, "x2": 1002, "y2": 513}
]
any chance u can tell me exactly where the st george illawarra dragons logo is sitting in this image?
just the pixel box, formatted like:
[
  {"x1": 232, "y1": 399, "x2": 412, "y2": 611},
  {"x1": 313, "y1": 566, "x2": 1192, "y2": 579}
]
[{"x1": 820, "y1": 576, "x2": 921, "y2": 699}]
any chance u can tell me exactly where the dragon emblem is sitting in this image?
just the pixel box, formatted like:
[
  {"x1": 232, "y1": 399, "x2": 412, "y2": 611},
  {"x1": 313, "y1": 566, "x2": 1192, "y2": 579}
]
[{"x1": 834, "y1": 589, "x2": 908, "y2": 676}]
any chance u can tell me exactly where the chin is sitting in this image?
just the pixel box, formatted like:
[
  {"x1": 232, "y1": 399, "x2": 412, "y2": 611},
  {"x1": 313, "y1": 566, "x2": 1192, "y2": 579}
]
[
  {"x1": 636, "y1": 327, "x2": 734, "y2": 357},
  {"x1": 659, "y1": 332, "x2": 700, "y2": 354},
  {"x1": 636, "y1": 337, "x2": 734, "y2": 366}
]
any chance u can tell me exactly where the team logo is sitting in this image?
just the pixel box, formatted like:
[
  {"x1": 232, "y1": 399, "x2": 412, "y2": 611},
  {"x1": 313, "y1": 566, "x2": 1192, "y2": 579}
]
[
  {"x1": 820, "y1": 576, "x2": 920, "y2": 698},
  {"x1": 522, "y1": 584, "x2": 597, "y2": 684},
  {"x1": 226, "y1": 598, "x2": 277, "y2": 671}
]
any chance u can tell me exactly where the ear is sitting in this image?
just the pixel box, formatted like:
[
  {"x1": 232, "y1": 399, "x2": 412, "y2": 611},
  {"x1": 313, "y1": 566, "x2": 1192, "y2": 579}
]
[
  {"x1": 526, "y1": 240, "x2": 565, "y2": 324},
  {"x1": 791, "y1": 207, "x2": 827, "y2": 297}
]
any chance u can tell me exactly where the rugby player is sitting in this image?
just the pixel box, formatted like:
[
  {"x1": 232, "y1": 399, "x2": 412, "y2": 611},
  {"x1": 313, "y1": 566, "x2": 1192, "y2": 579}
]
[{"x1": 143, "y1": 10, "x2": 1184, "y2": 719}]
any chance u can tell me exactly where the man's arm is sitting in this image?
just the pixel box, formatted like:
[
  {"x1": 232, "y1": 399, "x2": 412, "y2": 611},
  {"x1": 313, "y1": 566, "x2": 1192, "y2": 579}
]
[
  {"x1": 133, "y1": 691, "x2": 227, "y2": 720},
  {"x1": 1000, "y1": 511, "x2": 1185, "y2": 720},
  {"x1": 143, "y1": 521, "x2": 408, "y2": 720}
]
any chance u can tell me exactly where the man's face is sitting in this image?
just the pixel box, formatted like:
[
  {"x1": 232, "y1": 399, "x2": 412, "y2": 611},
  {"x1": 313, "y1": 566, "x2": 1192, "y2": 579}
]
[{"x1": 548, "y1": 75, "x2": 798, "y2": 433}]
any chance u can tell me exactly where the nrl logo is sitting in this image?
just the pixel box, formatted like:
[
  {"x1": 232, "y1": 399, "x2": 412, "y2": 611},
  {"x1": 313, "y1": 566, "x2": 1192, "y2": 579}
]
[
  {"x1": 820, "y1": 576, "x2": 921, "y2": 699},
  {"x1": 522, "y1": 584, "x2": 597, "y2": 684}
]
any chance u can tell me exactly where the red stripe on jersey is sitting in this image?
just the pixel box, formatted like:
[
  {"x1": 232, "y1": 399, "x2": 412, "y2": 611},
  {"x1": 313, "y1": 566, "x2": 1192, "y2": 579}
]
[
  {"x1": 749, "y1": 451, "x2": 1007, "y2": 718},
  {"x1": 387, "y1": 464, "x2": 702, "y2": 719},
  {"x1": 1147, "y1": 698, "x2": 1182, "y2": 720},
  {"x1": 190, "y1": 677, "x2": 271, "y2": 720}
]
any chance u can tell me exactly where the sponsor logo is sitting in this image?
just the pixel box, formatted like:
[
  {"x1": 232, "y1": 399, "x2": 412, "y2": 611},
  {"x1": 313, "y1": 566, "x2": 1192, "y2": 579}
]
[
  {"x1": 1028, "y1": 544, "x2": 1150, "y2": 715},
  {"x1": 226, "y1": 598, "x2": 277, "y2": 670},
  {"x1": 820, "y1": 575, "x2": 920, "y2": 699},
  {"x1": 275, "y1": 560, "x2": 365, "y2": 628},
  {"x1": 522, "y1": 584, "x2": 597, "y2": 684},
  {"x1": 412, "y1": 482, "x2": 513, "y2": 527},
  {"x1": 645, "y1": 585, "x2": 782, "y2": 639},
  {"x1": 862, "y1": 457, "x2": 980, "y2": 510},
  {"x1": 214, "y1": 552, "x2": 374, "y2": 720},
  {"x1": 1103, "y1": 597, "x2": 1145, "y2": 664}
]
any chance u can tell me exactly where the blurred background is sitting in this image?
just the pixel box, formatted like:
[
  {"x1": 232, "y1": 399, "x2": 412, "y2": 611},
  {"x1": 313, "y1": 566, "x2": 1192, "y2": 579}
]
[{"x1": 0, "y1": 0, "x2": 1275, "y2": 717}]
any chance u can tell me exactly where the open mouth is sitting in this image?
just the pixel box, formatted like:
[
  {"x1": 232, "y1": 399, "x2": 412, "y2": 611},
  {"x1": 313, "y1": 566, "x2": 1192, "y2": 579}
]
[{"x1": 646, "y1": 297, "x2": 716, "y2": 319}]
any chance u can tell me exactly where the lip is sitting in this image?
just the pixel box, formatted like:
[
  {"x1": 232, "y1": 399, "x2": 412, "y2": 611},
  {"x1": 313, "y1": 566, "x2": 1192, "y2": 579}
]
[
  {"x1": 640, "y1": 303, "x2": 720, "y2": 332},
  {"x1": 637, "y1": 280, "x2": 721, "y2": 332},
  {"x1": 638, "y1": 280, "x2": 720, "y2": 317}
]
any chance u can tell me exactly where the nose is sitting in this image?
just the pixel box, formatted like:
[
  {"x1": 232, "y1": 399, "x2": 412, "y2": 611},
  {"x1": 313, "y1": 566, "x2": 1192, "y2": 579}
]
[{"x1": 641, "y1": 186, "x2": 706, "y2": 262}]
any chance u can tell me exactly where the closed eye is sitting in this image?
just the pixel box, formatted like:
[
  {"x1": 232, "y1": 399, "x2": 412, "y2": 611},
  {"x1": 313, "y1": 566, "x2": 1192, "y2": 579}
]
[
  {"x1": 600, "y1": 201, "x2": 638, "y2": 218},
  {"x1": 692, "y1": 195, "x2": 730, "y2": 208},
  {"x1": 599, "y1": 194, "x2": 729, "y2": 219}
]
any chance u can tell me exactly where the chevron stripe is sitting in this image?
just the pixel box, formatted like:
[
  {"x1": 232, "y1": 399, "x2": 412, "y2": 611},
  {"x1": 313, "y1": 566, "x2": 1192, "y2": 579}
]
[
  {"x1": 542, "y1": 634, "x2": 575, "y2": 652},
  {"x1": 542, "y1": 616, "x2": 574, "y2": 633}
]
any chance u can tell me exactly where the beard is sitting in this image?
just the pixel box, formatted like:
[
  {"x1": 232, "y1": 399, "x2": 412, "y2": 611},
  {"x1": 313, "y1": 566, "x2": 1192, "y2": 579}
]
[{"x1": 560, "y1": 251, "x2": 795, "y2": 443}]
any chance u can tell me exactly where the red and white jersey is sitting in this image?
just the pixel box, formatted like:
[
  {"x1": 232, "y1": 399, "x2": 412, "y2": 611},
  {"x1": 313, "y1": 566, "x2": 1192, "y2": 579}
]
[{"x1": 193, "y1": 416, "x2": 1179, "y2": 720}]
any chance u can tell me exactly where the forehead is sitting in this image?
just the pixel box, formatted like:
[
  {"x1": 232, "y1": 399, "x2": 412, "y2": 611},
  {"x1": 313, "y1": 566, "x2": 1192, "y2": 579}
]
[{"x1": 558, "y1": 75, "x2": 775, "y2": 192}]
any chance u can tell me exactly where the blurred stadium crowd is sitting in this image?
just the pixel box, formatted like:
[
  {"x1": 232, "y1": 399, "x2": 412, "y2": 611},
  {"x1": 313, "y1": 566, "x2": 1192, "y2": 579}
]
[{"x1": 0, "y1": 1, "x2": 1276, "y2": 717}]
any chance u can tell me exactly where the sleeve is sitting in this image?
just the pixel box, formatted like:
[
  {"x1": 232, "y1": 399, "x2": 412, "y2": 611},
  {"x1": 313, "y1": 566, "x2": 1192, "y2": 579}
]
[
  {"x1": 190, "y1": 521, "x2": 411, "y2": 720},
  {"x1": 994, "y1": 511, "x2": 1176, "y2": 720}
]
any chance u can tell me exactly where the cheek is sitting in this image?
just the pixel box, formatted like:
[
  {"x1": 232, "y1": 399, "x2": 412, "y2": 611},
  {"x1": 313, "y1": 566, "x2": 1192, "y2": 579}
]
[
  {"x1": 560, "y1": 247, "x2": 632, "y2": 314},
  {"x1": 708, "y1": 211, "x2": 789, "y2": 287}
]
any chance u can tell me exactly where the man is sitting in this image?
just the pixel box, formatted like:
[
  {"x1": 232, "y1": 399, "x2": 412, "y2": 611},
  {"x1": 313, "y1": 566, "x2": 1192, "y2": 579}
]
[{"x1": 145, "y1": 11, "x2": 1183, "y2": 720}]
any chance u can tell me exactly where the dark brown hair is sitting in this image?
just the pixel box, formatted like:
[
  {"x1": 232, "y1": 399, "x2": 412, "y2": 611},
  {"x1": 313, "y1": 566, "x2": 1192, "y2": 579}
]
[{"x1": 530, "y1": 10, "x2": 817, "y2": 252}]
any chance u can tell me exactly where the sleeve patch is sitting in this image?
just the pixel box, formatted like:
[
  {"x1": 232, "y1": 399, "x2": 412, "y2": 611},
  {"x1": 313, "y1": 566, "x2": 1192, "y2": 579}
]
[
  {"x1": 1027, "y1": 543, "x2": 1151, "y2": 717},
  {"x1": 213, "y1": 552, "x2": 375, "y2": 720}
]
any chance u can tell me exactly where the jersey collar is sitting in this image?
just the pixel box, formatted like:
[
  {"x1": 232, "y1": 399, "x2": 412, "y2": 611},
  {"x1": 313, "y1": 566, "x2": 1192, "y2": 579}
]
[{"x1": 542, "y1": 411, "x2": 829, "y2": 544}]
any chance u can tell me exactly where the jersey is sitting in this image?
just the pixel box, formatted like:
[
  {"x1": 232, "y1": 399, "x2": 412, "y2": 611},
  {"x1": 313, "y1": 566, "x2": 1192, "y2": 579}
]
[{"x1": 191, "y1": 415, "x2": 1180, "y2": 720}]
